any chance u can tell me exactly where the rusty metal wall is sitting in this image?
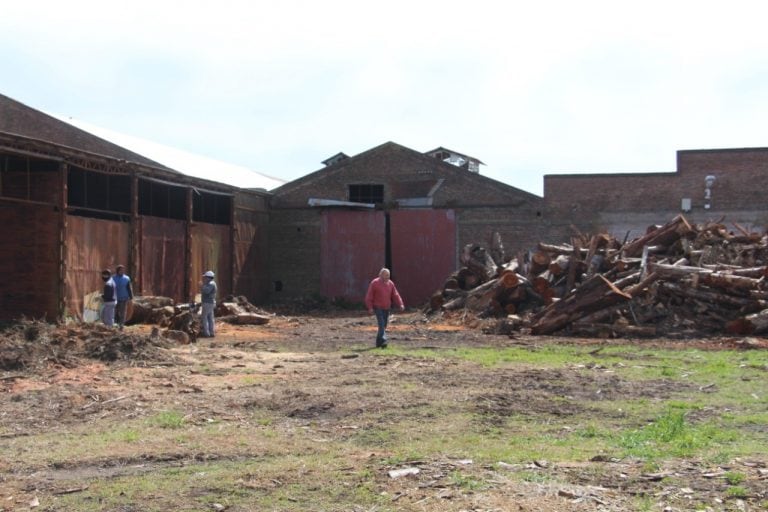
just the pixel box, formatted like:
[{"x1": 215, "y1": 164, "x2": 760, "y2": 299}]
[
  {"x1": 320, "y1": 210, "x2": 385, "y2": 303},
  {"x1": 390, "y1": 209, "x2": 457, "y2": 307},
  {"x1": 233, "y1": 206, "x2": 269, "y2": 303},
  {"x1": 191, "y1": 223, "x2": 231, "y2": 301},
  {"x1": 139, "y1": 216, "x2": 185, "y2": 301},
  {"x1": 0, "y1": 200, "x2": 60, "y2": 320},
  {"x1": 64, "y1": 215, "x2": 130, "y2": 320}
]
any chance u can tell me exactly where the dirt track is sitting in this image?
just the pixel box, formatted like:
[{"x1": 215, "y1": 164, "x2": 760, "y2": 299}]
[{"x1": 1, "y1": 312, "x2": 766, "y2": 511}]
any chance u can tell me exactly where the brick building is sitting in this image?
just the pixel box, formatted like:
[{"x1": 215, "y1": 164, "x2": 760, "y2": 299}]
[
  {"x1": 543, "y1": 147, "x2": 768, "y2": 241},
  {"x1": 268, "y1": 142, "x2": 544, "y2": 306}
]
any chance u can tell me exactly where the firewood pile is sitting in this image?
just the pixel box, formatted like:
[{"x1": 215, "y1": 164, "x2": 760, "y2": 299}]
[
  {"x1": 428, "y1": 214, "x2": 768, "y2": 338},
  {"x1": 130, "y1": 296, "x2": 201, "y2": 341},
  {"x1": 128, "y1": 295, "x2": 272, "y2": 342}
]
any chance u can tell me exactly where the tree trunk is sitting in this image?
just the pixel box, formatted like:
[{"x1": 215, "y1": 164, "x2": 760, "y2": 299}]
[
  {"x1": 530, "y1": 275, "x2": 632, "y2": 335},
  {"x1": 621, "y1": 214, "x2": 693, "y2": 258}
]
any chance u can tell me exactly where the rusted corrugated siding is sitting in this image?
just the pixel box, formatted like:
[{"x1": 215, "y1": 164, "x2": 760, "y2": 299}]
[
  {"x1": 233, "y1": 206, "x2": 269, "y2": 303},
  {"x1": 191, "y1": 223, "x2": 231, "y2": 300},
  {"x1": 320, "y1": 210, "x2": 385, "y2": 302},
  {"x1": 390, "y1": 209, "x2": 457, "y2": 307},
  {"x1": 64, "y1": 215, "x2": 130, "y2": 320},
  {"x1": 0, "y1": 201, "x2": 60, "y2": 320},
  {"x1": 140, "y1": 216, "x2": 186, "y2": 301}
]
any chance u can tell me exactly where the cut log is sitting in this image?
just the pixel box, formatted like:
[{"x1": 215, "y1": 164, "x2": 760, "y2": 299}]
[
  {"x1": 529, "y1": 251, "x2": 552, "y2": 275},
  {"x1": 726, "y1": 308, "x2": 768, "y2": 335},
  {"x1": 699, "y1": 272, "x2": 764, "y2": 291},
  {"x1": 625, "y1": 272, "x2": 661, "y2": 297},
  {"x1": 622, "y1": 214, "x2": 693, "y2": 257},
  {"x1": 530, "y1": 275, "x2": 632, "y2": 335},
  {"x1": 489, "y1": 231, "x2": 507, "y2": 267},
  {"x1": 657, "y1": 281, "x2": 760, "y2": 308},
  {"x1": 648, "y1": 263, "x2": 713, "y2": 280}
]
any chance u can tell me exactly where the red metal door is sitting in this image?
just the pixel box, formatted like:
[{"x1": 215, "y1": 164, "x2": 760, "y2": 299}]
[
  {"x1": 390, "y1": 209, "x2": 456, "y2": 307},
  {"x1": 321, "y1": 210, "x2": 386, "y2": 303}
]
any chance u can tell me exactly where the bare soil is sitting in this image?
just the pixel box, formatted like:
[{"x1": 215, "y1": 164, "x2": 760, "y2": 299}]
[{"x1": 1, "y1": 312, "x2": 766, "y2": 511}]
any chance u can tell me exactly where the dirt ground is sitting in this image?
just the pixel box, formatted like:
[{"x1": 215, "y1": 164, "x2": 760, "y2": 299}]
[{"x1": 1, "y1": 311, "x2": 766, "y2": 511}]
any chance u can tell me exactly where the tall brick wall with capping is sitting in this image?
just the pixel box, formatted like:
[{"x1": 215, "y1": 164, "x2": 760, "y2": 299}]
[{"x1": 542, "y1": 147, "x2": 768, "y2": 244}]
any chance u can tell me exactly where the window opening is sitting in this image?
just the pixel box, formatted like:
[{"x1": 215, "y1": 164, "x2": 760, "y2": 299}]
[
  {"x1": 138, "y1": 178, "x2": 186, "y2": 220},
  {"x1": 67, "y1": 167, "x2": 131, "y2": 219},
  {"x1": 349, "y1": 184, "x2": 384, "y2": 204},
  {"x1": 193, "y1": 190, "x2": 231, "y2": 225}
]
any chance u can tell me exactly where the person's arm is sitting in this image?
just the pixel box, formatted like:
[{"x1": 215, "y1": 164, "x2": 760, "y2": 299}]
[
  {"x1": 126, "y1": 279, "x2": 134, "y2": 300},
  {"x1": 391, "y1": 282, "x2": 405, "y2": 310},
  {"x1": 364, "y1": 280, "x2": 375, "y2": 312}
]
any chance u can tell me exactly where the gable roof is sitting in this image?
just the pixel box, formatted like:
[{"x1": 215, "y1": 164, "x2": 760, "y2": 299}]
[
  {"x1": 53, "y1": 116, "x2": 286, "y2": 191},
  {"x1": 272, "y1": 141, "x2": 540, "y2": 201}
]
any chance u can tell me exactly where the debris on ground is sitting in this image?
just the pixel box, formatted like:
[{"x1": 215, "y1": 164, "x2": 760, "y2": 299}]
[
  {"x1": 0, "y1": 319, "x2": 177, "y2": 371},
  {"x1": 215, "y1": 295, "x2": 273, "y2": 325},
  {"x1": 428, "y1": 214, "x2": 768, "y2": 338}
]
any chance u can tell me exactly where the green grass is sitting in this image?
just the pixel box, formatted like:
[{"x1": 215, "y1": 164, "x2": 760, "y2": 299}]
[
  {"x1": 147, "y1": 410, "x2": 186, "y2": 429},
  {"x1": 9, "y1": 339, "x2": 768, "y2": 511}
]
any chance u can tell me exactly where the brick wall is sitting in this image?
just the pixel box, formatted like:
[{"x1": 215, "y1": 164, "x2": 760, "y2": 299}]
[
  {"x1": 268, "y1": 208, "x2": 323, "y2": 299},
  {"x1": 542, "y1": 148, "x2": 768, "y2": 243},
  {"x1": 0, "y1": 200, "x2": 60, "y2": 320}
]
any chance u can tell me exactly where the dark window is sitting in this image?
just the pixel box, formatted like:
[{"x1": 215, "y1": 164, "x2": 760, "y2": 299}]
[
  {"x1": 193, "y1": 191, "x2": 231, "y2": 225},
  {"x1": 138, "y1": 179, "x2": 186, "y2": 220},
  {"x1": 1, "y1": 154, "x2": 59, "y2": 202},
  {"x1": 349, "y1": 184, "x2": 384, "y2": 204},
  {"x1": 67, "y1": 167, "x2": 131, "y2": 216}
]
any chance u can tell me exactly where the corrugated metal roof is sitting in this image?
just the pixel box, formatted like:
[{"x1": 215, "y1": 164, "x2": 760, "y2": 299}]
[{"x1": 50, "y1": 115, "x2": 287, "y2": 191}]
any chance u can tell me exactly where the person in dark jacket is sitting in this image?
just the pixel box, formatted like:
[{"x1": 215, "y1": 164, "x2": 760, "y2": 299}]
[{"x1": 100, "y1": 269, "x2": 117, "y2": 327}]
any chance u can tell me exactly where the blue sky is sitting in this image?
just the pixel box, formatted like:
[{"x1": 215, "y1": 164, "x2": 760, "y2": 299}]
[{"x1": 3, "y1": 0, "x2": 768, "y2": 195}]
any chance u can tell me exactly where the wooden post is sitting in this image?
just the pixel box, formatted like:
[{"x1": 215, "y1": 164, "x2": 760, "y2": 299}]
[
  {"x1": 130, "y1": 172, "x2": 140, "y2": 294},
  {"x1": 230, "y1": 194, "x2": 236, "y2": 297},
  {"x1": 58, "y1": 162, "x2": 68, "y2": 319},
  {"x1": 185, "y1": 187, "x2": 193, "y2": 302}
]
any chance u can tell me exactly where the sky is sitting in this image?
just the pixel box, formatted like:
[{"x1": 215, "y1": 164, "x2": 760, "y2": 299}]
[{"x1": 2, "y1": 0, "x2": 768, "y2": 196}]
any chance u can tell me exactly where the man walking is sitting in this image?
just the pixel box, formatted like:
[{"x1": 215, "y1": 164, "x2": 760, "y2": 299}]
[
  {"x1": 113, "y1": 264, "x2": 133, "y2": 330},
  {"x1": 200, "y1": 270, "x2": 217, "y2": 338},
  {"x1": 365, "y1": 268, "x2": 405, "y2": 348}
]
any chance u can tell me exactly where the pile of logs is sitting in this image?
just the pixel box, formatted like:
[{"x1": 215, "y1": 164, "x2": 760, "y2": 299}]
[
  {"x1": 430, "y1": 214, "x2": 768, "y2": 337},
  {"x1": 129, "y1": 294, "x2": 272, "y2": 342}
]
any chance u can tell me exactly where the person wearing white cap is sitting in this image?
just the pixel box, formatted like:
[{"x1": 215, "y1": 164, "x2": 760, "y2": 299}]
[{"x1": 200, "y1": 270, "x2": 217, "y2": 337}]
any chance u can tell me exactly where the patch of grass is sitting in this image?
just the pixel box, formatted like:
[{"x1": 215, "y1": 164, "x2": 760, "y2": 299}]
[
  {"x1": 725, "y1": 486, "x2": 748, "y2": 498},
  {"x1": 449, "y1": 469, "x2": 489, "y2": 491},
  {"x1": 147, "y1": 410, "x2": 186, "y2": 429},
  {"x1": 518, "y1": 470, "x2": 551, "y2": 483},
  {"x1": 617, "y1": 406, "x2": 739, "y2": 460},
  {"x1": 724, "y1": 471, "x2": 746, "y2": 485},
  {"x1": 350, "y1": 427, "x2": 396, "y2": 448},
  {"x1": 240, "y1": 375, "x2": 259, "y2": 386}
]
